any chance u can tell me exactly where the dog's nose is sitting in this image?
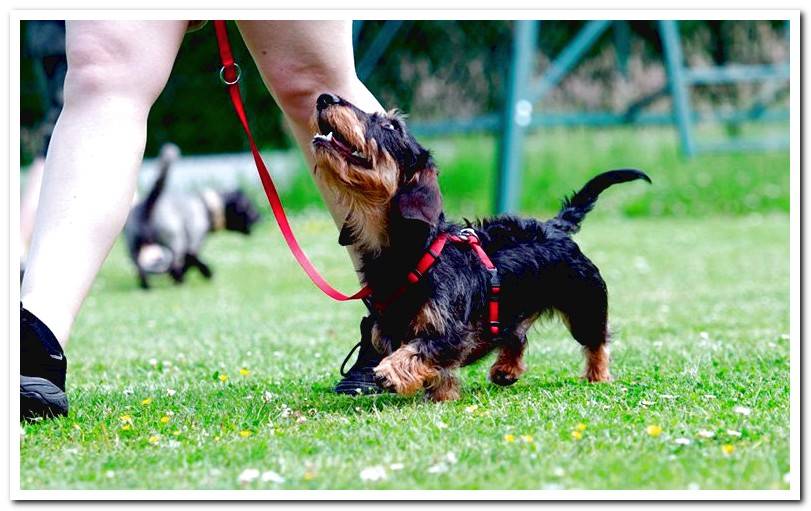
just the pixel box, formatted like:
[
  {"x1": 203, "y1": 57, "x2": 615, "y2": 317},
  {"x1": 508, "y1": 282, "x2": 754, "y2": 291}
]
[{"x1": 317, "y1": 93, "x2": 341, "y2": 111}]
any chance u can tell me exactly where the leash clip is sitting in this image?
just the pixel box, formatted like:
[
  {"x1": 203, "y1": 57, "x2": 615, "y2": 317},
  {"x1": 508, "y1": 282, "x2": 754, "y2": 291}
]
[
  {"x1": 219, "y1": 63, "x2": 242, "y2": 85},
  {"x1": 456, "y1": 227, "x2": 479, "y2": 243}
]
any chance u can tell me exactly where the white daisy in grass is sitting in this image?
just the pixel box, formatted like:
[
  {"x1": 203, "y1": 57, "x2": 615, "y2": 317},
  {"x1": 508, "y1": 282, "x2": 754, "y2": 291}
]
[
  {"x1": 360, "y1": 465, "x2": 387, "y2": 482},
  {"x1": 238, "y1": 468, "x2": 260, "y2": 484},
  {"x1": 148, "y1": 358, "x2": 158, "y2": 368},
  {"x1": 435, "y1": 420, "x2": 448, "y2": 430},
  {"x1": 390, "y1": 463, "x2": 404, "y2": 471},
  {"x1": 552, "y1": 467, "x2": 566, "y2": 477},
  {"x1": 697, "y1": 429, "x2": 715, "y2": 439},
  {"x1": 733, "y1": 406, "x2": 752, "y2": 416},
  {"x1": 727, "y1": 429, "x2": 742, "y2": 437},
  {"x1": 674, "y1": 438, "x2": 691, "y2": 446},
  {"x1": 427, "y1": 463, "x2": 448, "y2": 474},
  {"x1": 446, "y1": 452, "x2": 458, "y2": 464},
  {"x1": 464, "y1": 404, "x2": 479, "y2": 414},
  {"x1": 704, "y1": 394, "x2": 717, "y2": 400},
  {"x1": 166, "y1": 388, "x2": 176, "y2": 397},
  {"x1": 262, "y1": 471, "x2": 285, "y2": 484}
]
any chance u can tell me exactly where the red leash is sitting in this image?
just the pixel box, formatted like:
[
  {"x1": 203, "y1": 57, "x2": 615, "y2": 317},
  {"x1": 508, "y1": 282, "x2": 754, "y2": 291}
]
[
  {"x1": 213, "y1": 21, "x2": 500, "y2": 335},
  {"x1": 213, "y1": 20, "x2": 371, "y2": 301}
]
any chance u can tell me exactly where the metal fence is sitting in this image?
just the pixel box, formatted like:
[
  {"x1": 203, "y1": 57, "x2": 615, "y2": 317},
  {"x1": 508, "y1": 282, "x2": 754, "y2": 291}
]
[{"x1": 353, "y1": 20, "x2": 790, "y2": 213}]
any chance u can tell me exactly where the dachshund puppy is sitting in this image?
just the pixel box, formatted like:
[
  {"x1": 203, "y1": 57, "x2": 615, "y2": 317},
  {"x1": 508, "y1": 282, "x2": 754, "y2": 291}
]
[
  {"x1": 124, "y1": 144, "x2": 260, "y2": 289},
  {"x1": 311, "y1": 93, "x2": 650, "y2": 401}
]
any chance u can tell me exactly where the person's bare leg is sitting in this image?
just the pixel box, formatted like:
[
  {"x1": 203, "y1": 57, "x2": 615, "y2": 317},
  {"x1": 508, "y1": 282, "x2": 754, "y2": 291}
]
[
  {"x1": 237, "y1": 20, "x2": 383, "y2": 239},
  {"x1": 21, "y1": 21, "x2": 187, "y2": 345},
  {"x1": 20, "y1": 157, "x2": 45, "y2": 260}
]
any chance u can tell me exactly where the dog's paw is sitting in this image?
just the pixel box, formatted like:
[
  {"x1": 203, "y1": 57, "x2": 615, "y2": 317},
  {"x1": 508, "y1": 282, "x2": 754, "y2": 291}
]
[
  {"x1": 489, "y1": 360, "x2": 526, "y2": 387},
  {"x1": 490, "y1": 370, "x2": 520, "y2": 387},
  {"x1": 424, "y1": 370, "x2": 461, "y2": 402},
  {"x1": 373, "y1": 347, "x2": 434, "y2": 396},
  {"x1": 372, "y1": 360, "x2": 417, "y2": 396}
]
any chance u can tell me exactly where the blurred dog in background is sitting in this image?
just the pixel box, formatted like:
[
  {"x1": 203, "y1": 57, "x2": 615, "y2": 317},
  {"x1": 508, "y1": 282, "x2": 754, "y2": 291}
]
[{"x1": 124, "y1": 143, "x2": 261, "y2": 289}]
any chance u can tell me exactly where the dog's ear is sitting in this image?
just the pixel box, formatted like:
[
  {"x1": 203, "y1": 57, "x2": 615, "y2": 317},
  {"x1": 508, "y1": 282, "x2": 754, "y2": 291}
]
[{"x1": 394, "y1": 167, "x2": 442, "y2": 227}]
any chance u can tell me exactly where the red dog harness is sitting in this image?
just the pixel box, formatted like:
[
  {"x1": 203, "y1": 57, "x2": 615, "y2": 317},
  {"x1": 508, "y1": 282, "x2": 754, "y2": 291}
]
[
  {"x1": 374, "y1": 228, "x2": 501, "y2": 337},
  {"x1": 212, "y1": 21, "x2": 500, "y2": 337}
]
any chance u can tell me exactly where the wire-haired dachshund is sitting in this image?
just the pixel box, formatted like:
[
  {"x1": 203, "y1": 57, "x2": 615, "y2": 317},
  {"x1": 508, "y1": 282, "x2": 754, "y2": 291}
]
[{"x1": 311, "y1": 93, "x2": 651, "y2": 401}]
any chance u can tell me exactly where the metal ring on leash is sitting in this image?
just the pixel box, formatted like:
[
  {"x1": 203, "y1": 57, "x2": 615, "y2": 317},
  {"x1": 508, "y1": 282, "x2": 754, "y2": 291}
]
[{"x1": 219, "y1": 63, "x2": 242, "y2": 85}]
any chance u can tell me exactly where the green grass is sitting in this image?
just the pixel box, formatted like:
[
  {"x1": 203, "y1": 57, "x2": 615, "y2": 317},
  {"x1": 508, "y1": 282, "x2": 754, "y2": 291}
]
[
  {"x1": 278, "y1": 124, "x2": 790, "y2": 219},
  {"x1": 20, "y1": 210, "x2": 789, "y2": 490}
]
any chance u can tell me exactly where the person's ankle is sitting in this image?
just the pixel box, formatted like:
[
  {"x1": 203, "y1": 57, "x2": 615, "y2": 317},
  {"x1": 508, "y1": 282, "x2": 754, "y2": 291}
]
[{"x1": 19, "y1": 299, "x2": 72, "y2": 347}]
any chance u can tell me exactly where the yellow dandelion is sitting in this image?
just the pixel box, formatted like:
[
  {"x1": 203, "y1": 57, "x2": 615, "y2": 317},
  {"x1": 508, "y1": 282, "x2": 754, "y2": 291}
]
[
  {"x1": 120, "y1": 414, "x2": 132, "y2": 423},
  {"x1": 646, "y1": 425, "x2": 663, "y2": 437},
  {"x1": 120, "y1": 424, "x2": 132, "y2": 431},
  {"x1": 239, "y1": 430, "x2": 253, "y2": 438},
  {"x1": 303, "y1": 470, "x2": 316, "y2": 481},
  {"x1": 148, "y1": 434, "x2": 160, "y2": 445},
  {"x1": 239, "y1": 368, "x2": 251, "y2": 377},
  {"x1": 72, "y1": 423, "x2": 81, "y2": 431},
  {"x1": 218, "y1": 373, "x2": 229, "y2": 383},
  {"x1": 571, "y1": 430, "x2": 583, "y2": 440},
  {"x1": 465, "y1": 404, "x2": 479, "y2": 414},
  {"x1": 576, "y1": 423, "x2": 587, "y2": 432},
  {"x1": 520, "y1": 434, "x2": 534, "y2": 443},
  {"x1": 173, "y1": 430, "x2": 181, "y2": 436},
  {"x1": 160, "y1": 415, "x2": 171, "y2": 424},
  {"x1": 141, "y1": 398, "x2": 152, "y2": 406},
  {"x1": 722, "y1": 444, "x2": 735, "y2": 456},
  {"x1": 503, "y1": 433, "x2": 516, "y2": 443}
]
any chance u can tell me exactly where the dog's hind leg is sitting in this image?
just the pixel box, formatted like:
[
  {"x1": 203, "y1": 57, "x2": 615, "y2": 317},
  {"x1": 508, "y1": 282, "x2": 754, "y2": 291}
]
[{"x1": 557, "y1": 277, "x2": 612, "y2": 383}]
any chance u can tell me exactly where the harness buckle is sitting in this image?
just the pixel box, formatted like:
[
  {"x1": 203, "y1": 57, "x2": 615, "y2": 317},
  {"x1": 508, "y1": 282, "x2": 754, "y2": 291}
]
[
  {"x1": 219, "y1": 63, "x2": 242, "y2": 85},
  {"x1": 487, "y1": 267, "x2": 501, "y2": 288}
]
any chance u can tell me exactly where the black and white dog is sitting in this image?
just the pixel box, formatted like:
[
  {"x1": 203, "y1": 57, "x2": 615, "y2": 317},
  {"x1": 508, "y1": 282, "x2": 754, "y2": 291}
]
[{"x1": 124, "y1": 144, "x2": 261, "y2": 289}]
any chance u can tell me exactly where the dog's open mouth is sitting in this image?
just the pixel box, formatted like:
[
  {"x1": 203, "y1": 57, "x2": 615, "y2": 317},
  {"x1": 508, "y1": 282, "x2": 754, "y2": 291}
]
[{"x1": 313, "y1": 117, "x2": 372, "y2": 169}]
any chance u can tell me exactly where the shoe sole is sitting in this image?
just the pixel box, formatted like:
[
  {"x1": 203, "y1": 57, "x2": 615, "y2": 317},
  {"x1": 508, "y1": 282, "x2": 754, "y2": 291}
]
[
  {"x1": 20, "y1": 376, "x2": 68, "y2": 420},
  {"x1": 334, "y1": 379, "x2": 389, "y2": 396}
]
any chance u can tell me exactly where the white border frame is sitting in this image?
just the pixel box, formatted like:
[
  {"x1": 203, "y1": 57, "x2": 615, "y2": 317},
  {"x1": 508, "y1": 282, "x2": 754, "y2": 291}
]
[{"x1": 8, "y1": 8, "x2": 801, "y2": 501}]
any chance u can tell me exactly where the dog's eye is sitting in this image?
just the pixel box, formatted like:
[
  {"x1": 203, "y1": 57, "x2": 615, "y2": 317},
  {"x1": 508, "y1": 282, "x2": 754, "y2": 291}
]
[{"x1": 382, "y1": 122, "x2": 396, "y2": 131}]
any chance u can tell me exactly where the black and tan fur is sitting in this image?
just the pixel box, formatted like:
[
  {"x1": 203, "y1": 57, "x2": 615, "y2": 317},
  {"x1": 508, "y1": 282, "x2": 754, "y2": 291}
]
[{"x1": 311, "y1": 93, "x2": 650, "y2": 401}]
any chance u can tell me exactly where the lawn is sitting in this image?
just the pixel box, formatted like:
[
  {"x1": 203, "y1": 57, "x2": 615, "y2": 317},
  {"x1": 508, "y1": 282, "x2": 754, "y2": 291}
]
[{"x1": 19, "y1": 207, "x2": 790, "y2": 490}]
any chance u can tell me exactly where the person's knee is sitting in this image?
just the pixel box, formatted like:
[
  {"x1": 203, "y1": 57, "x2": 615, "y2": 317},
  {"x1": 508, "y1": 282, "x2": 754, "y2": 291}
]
[
  {"x1": 269, "y1": 60, "x2": 358, "y2": 126},
  {"x1": 64, "y1": 31, "x2": 166, "y2": 108}
]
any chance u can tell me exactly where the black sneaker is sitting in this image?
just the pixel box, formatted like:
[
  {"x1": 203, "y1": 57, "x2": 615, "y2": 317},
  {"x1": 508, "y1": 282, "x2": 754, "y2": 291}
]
[
  {"x1": 334, "y1": 315, "x2": 388, "y2": 395},
  {"x1": 20, "y1": 306, "x2": 68, "y2": 420}
]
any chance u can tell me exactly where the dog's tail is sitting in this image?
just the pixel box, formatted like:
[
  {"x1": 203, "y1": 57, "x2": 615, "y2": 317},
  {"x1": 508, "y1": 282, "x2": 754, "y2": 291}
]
[
  {"x1": 551, "y1": 168, "x2": 651, "y2": 234},
  {"x1": 140, "y1": 143, "x2": 181, "y2": 221}
]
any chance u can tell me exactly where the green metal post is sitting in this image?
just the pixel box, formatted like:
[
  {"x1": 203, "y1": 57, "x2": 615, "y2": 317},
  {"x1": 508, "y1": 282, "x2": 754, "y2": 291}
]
[
  {"x1": 496, "y1": 20, "x2": 538, "y2": 214},
  {"x1": 613, "y1": 21, "x2": 630, "y2": 78},
  {"x1": 659, "y1": 20, "x2": 696, "y2": 157}
]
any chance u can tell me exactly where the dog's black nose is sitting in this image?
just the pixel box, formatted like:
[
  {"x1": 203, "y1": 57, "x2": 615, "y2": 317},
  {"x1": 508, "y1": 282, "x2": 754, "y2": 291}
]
[{"x1": 317, "y1": 93, "x2": 341, "y2": 111}]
